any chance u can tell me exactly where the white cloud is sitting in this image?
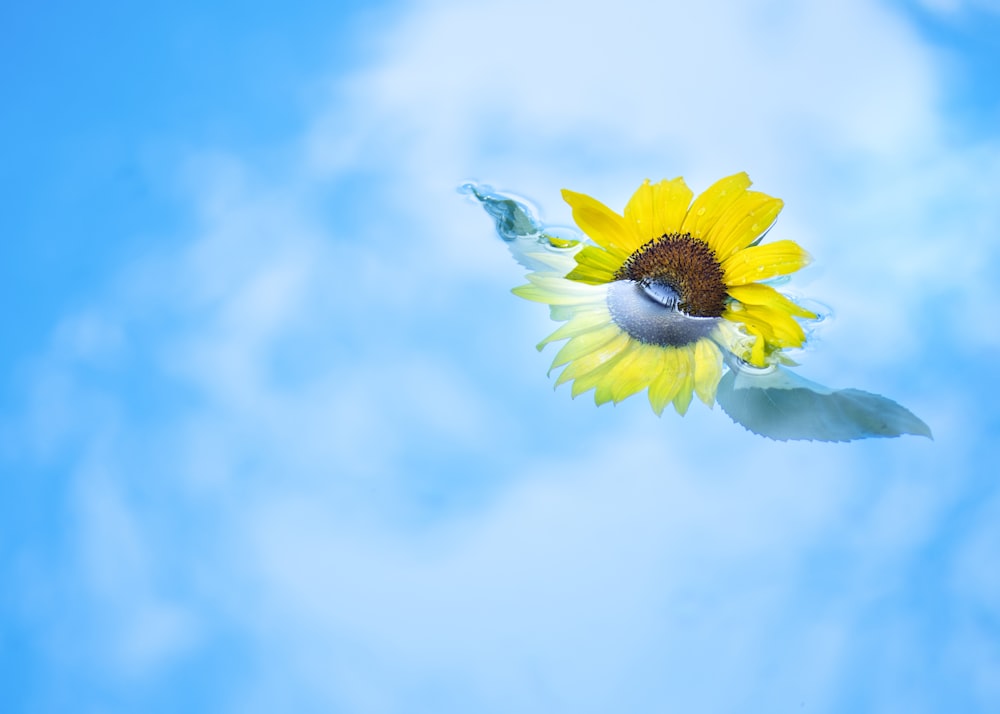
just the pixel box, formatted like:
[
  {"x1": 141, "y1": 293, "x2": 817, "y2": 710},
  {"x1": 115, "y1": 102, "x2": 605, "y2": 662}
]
[
  {"x1": 309, "y1": 0, "x2": 940, "y2": 181},
  {"x1": 40, "y1": 451, "x2": 203, "y2": 679},
  {"x1": 227, "y1": 425, "x2": 865, "y2": 711}
]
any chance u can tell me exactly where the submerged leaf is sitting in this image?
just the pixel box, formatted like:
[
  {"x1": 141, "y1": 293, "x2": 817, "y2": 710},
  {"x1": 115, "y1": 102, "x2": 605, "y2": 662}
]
[
  {"x1": 463, "y1": 183, "x2": 582, "y2": 273},
  {"x1": 465, "y1": 184, "x2": 541, "y2": 241},
  {"x1": 716, "y1": 366, "x2": 933, "y2": 442}
]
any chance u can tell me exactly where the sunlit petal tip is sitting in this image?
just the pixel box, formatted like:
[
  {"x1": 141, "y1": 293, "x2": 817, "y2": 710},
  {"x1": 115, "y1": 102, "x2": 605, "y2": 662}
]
[
  {"x1": 552, "y1": 364, "x2": 573, "y2": 385},
  {"x1": 648, "y1": 390, "x2": 670, "y2": 415},
  {"x1": 693, "y1": 340, "x2": 723, "y2": 406},
  {"x1": 593, "y1": 383, "x2": 616, "y2": 406},
  {"x1": 673, "y1": 386, "x2": 694, "y2": 416}
]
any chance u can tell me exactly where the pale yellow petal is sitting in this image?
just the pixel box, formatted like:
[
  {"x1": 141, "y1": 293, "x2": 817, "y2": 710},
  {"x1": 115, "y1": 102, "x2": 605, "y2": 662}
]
[
  {"x1": 571, "y1": 367, "x2": 609, "y2": 398},
  {"x1": 511, "y1": 284, "x2": 565, "y2": 304},
  {"x1": 572, "y1": 355, "x2": 626, "y2": 399},
  {"x1": 709, "y1": 319, "x2": 756, "y2": 367},
  {"x1": 680, "y1": 173, "x2": 752, "y2": 242},
  {"x1": 647, "y1": 348, "x2": 681, "y2": 416},
  {"x1": 592, "y1": 341, "x2": 643, "y2": 405},
  {"x1": 550, "y1": 304, "x2": 589, "y2": 321},
  {"x1": 536, "y1": 308, "x2": 612, "y2": 350},
  {"x1": 513, "y1": 274, "x2": 607, "y2": 306},
  {"x1": 553, "y1": 331, "x2": 632, "y2": 386},
  {"x1": 550, "y1": 323, "x2": 623, "y2": 369},
  {"x1": 565, "y1": 337, "x2": 633, "y2": 397},
  {"x1": 722, "y1": 240, "x2": 811, "y2": 286},
  {"x1": 594, "y1": 342, "x2": 663, "y2": 404},
  {"x1": 615, "y1": 343, "x2": 667, "y2": 403},
  {"x1": 524, "y1": 273, "x2": 603, "y2": 293},
  {"x1": 672, "y1": 347, "x2": 695, "y2": 415},
  {"x1": 693, "y1": 339, "x2": 723, "y2": 406},
  {"x1": 521, "y1": 249, "x2": 580, "y2": 273}
]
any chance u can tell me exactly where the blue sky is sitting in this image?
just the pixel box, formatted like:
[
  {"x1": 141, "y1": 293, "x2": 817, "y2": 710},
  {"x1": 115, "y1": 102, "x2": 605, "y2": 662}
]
[{"x1": 2, "y1": 0, "x2": 1000, "y2": 711}]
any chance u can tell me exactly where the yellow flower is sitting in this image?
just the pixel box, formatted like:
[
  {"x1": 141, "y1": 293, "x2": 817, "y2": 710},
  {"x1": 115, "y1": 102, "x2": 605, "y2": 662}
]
[{"x1": 512, "y1": 172, "x2": 816, "y2": 415}]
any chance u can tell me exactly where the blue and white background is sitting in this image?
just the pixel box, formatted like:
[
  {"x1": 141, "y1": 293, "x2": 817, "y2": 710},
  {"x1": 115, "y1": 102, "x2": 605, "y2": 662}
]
[{"x1": 2, "y1": 0, "x2": 999, "y2": 711}]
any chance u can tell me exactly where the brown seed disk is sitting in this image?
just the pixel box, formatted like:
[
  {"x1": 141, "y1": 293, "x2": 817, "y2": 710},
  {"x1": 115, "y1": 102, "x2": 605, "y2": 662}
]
[{"x1": 613, "y1": 233, "x2": 728, "y2": 317}]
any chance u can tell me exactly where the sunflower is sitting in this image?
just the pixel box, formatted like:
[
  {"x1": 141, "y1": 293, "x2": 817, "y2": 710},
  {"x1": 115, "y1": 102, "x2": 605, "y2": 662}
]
[{"x1": 511, "y1": 172, "x2": 817, "y2": 415}]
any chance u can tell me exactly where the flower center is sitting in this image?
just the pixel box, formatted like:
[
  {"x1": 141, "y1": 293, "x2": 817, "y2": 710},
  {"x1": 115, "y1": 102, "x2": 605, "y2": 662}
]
[
  {"x1": 614, "y1": 233, "x2": 727, "y2": 317},
  {"x1": 606, "y1": 233, "x2": 728, "y2": 347}
]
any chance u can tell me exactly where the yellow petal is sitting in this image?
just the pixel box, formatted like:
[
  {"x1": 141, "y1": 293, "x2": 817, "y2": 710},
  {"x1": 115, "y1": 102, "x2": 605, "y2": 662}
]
[
  {"x1": 725, "y1": 305, "x2": 775, "y2": 343},
  {"x1": 565, "y1": 245, "x2": 623, "y2": 285},
  {"x1": 525, "y1": 273, "x2": 601, "y2": 293},
  {"x1": 729, "y1": 304, "x2": 807, "y2": 348},
  {"x1": 734, "y1": 323, "x2": 767, "y2": 367},
  {"x1": 569, "y1": 360, "x2": 606, "y2": 397},
  {"x1": 572, "y1": 354, "x2": 627, "y2": 399},
  {"x1": 680, "y1": 173, "x2": 752, "y2": 242},
  {"x1": 592, "y1": 341, "x2": 642, "y2": 404},
  {"x1": 647, "y1": 348, "x2": 682, "y2": 416},
  {"x1": 722, "y1": 240, "x2": 811, "y2": 286},
  {"x1": 672, "y1": 347, "x2": 695, "y2": 415},
  {"x1": 561, "y1": 189, "x2": 638, "y2": 256},
  {"x1": 553, "y1": 331, "x2": 632, "y2": 386},
  {"x1": 564, "y1": 265, "x2": 616, "y2": 285},
  {"x1": 726, "y1": 283, "x2": 817, "y2": 318},
  {"x1": 623, "y1": 177, "x2": 694, "y2": 244},
  {"x1": 708, "y1": 192, "x2": 784, "y2": 261},
  {"x1": 692, "y1": 339, "x2": 723, "y2": 406},
  {"x1": 570, "y1": 367, "x2": 609, "y2": 398},
  {"x1": 597, "y1": 342, "x2": 663, "y2": 404}
]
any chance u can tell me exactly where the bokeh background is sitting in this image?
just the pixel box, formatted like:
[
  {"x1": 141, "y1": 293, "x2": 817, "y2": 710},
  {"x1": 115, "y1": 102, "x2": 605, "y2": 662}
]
[{"x1": 3, "y1": 0, "x2": 1000, "y2": 711}]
